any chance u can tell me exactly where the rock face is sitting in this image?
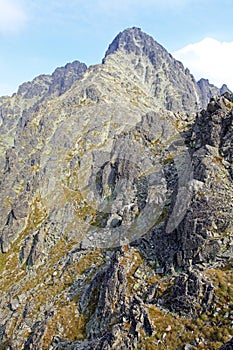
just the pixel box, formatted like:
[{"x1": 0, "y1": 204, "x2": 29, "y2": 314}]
[
  {"x1": 197, "y1": 78, "x2": 232, "y2": 107},
  {"x1": 17, "y1": 60, "x2": 87, "y2": 100},
  {"x1": 0, "y1": 60, "x2": 87, "y2": 182},
  {"x1": 104, "y1": 27, "x2": 204, "y2": 112},
  {"x1": 219, "y1": 338, "x2": 233, "y2": 350},
  {"x1": 0, "y1": 28, "x2": 232, "y2": 350}
]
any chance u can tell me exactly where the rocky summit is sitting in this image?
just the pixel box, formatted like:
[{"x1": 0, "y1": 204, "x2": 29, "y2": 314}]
[{"x1": 0, "y1": 27, "x2": 232, "y2": 350}]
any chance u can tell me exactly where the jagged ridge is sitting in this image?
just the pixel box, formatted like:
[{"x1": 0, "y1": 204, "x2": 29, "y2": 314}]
[{"x1": 0, "y1": 28, "x2": 232, "y2": 350}]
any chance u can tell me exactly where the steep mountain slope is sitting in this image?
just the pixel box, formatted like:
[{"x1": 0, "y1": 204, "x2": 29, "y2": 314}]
[
  {"x1": 17, "y1": 61, "x2": 88, "y2": 100},
  {"x1": 103, "y1": 27, "x2": 203, "y2": 112},
  {"x1": 0, "y1": 28, "x2": 232, "y2": 350},
  {"x1": 0, "y1": 60, "x2": 87, "y2": 173}
]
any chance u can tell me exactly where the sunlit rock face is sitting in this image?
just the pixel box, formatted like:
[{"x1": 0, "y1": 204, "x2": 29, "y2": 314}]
[{"x1": 0, "y1": 28, "x2": 232, "y2": 350}]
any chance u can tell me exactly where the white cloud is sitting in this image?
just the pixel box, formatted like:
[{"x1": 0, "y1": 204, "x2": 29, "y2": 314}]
[
  {"x1": 173, "y1": 37, "x2": 233, "y2": 90},
  {"x1": 0, "y1": 0, "x2": 27, "y2": 33}
]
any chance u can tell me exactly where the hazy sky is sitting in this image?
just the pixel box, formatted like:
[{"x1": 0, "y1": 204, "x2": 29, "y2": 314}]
[{"x1": 1, "y1": 0, "x2": 233, "y2": 96}]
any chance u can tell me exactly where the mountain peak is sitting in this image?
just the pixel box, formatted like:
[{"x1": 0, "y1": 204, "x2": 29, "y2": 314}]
[
  {"x1": 103, "y1": 27, "x2": 203, "y2": 112},
  {"x1": 197, "y1": 78, "x2": 232, "y2": 106},
  {"x1": 220, "y1": 83, "x2": 231, "y2": 95},
  {"x1": 103, "y1": 27, "x2": 165, "y2": 61},
  {"x1": 0, "y1": 28, "x2": 232, "y2": 350},
  {"x1": 17, "y1": 60, "x2": 87, "y2": 100}
]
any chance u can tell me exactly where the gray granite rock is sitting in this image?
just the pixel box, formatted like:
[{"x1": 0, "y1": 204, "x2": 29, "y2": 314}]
[{"x1": 0, "y1": 28, "x2": 232, "y2": 350}]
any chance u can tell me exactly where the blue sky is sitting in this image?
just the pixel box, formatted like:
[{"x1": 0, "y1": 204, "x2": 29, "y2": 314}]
[{"x1": 1, "y1": 0, "x2": 233, "y2": 96}]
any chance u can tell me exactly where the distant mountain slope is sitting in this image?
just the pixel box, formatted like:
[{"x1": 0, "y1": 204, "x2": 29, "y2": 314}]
[
  {"x1": 0, "y1": 60, "x2": 87, "y2": 174},
  {"x1": 197, "y1": 78, "x2": 231, "y2": 106},
  {"x1": 0, "y1": 28, "x2": 232, "y2": 350},
  {"x1": 17, "y1": 60, "x2": 87, "y2": 100}
]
